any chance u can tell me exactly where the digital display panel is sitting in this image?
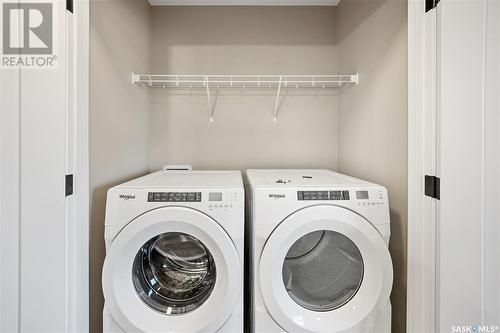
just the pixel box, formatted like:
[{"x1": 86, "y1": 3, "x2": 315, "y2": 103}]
[
  {"x1": 356, "y1": 191, "x2": 369, "y2": 200},
  {"x1": 148, "y1": 192, "x2": 201, "y2": 202},
  {"x1": 209, "y1": 192, "x2": 223, "y2": 202},
  {"x1": 297, "y1": 191, "x2": 350, "y2": 201}
]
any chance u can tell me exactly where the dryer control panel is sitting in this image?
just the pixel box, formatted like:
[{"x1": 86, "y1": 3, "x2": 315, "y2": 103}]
[
  {"x1": 296, "y1": 189, "x2": 386, "y2": 208},
  {"x1": 297, "y1": 190, "x2": 350, "y2": 201}
]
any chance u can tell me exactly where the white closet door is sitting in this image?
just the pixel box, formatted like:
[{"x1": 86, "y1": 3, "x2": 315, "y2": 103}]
[
  {"x1": 0, "y1": 0, "x2": 88, "y2": 331},
  {"x1": 0, "y1": 50, "x2": 21, "y2": 333},
  {"x1": 437, "y1": 0, "x2": 500, "y2": 330}
]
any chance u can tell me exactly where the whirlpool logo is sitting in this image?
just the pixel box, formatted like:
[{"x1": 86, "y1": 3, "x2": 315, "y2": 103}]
[
  {"x1": 119, "y1": 194, "x2": 136, "y2": 200},
  {"x1": 268, "y1": 193, "x2": 286, "y2": 200}
]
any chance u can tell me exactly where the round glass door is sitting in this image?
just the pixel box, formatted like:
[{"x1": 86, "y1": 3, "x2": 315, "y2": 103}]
[
  {"x1": 282, "y1": 230, "x2": 364, "y2": 312},
  {"x1": 132, "y1": 232, "x2": 217, "y2": 315}
]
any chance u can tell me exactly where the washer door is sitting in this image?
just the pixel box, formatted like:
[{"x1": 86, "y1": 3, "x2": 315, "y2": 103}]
[
  {"x1": 103, "y1": 206, "x2": 241, "y2": 333},
  {"x1": 259, "y1": 205, "x2": 392, "y2": 333}
]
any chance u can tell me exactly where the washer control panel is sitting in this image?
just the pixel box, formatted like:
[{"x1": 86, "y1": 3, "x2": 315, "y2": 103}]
[
  {"x1": 147, "y1": 192, "x2": 201, "y2": 202},
  {"x1": 208, "y1": 191, "x2": 239, "y2": 211},
  {"x1": 297, "y1": 190, "x2": 350, "y2": 201}
]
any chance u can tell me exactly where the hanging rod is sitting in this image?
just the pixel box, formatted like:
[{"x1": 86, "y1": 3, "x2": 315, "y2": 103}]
[{"x1": 131, "y1": 73, "x2": 359, "y2": 122}]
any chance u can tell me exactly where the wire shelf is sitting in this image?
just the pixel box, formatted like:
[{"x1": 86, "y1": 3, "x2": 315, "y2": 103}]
[
  {"x1": 131, "y1": 73, "x2": 359, "y2": 122},
  {"x1": 132, "y1": 73, "x2": 358, "y2": 89}
]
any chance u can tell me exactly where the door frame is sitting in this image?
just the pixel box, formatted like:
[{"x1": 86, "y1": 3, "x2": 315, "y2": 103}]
[
  {"x1": 407, "y1": 0, "x2": 439, "y2": 332},
  {"x1": 74, "y1": 0, "x2": 90, "y2": 330}
]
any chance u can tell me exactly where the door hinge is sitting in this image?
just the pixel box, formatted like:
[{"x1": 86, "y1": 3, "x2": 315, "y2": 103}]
[
  {"x1": 424, "y1": 175, "x2": 440, "y2": 200},
  {"x1": 425, "y1": 0, "x2": 440, "y2": 12},
  {"x1": 65, "y1": 174, "x2": 74, "y2": 197},
  {"x1": 66, "y1": 0, "x2": 73, "y2": 13}
]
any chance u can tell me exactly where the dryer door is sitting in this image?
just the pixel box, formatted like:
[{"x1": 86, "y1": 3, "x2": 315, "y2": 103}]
[
  {"x1": 102, "y1": 206, "x2": 241, "y2": 333},
  {"x1": 259, "y1": 205, "x2": 392, "y2": 333}
]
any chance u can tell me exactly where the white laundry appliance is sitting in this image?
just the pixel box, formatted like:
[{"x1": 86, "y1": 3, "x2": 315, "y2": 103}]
[
  {"x1": 102, "y1": 170, "x2": 244, "y2": 333},
  {"x1": 247, "y1": 169, "x2": 393, "y2": 333}
]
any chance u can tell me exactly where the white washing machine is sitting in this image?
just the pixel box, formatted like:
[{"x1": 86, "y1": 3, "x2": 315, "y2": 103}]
[
  {"x1": 247, "y1": 169, "x2": 393, "y2": 333},
  {"x1": 102, "y1": 170, "x2": 244, "y2": 333}
]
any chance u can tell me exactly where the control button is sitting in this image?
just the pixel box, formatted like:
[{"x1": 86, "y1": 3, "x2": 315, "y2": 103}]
[
  {"x1": 330, "y1": 191, "x2": 342, "y2": 200},
  {"x1": 298, "y1": 191, "x2": 329, "y2": 201},
  {"x1": 342, "y1": 191, "x2": 350, "y2": 200}
]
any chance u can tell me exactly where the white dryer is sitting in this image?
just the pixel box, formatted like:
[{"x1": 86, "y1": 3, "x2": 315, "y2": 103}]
[
  {"x1": 247, "y1": 169, "x2": 393, "y2": 333},
  {"x1": 102, "y1": 170, "x2": 244, "y2": 333}
]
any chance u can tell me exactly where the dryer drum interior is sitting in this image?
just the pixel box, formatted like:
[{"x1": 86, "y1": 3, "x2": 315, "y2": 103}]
[
  {"x1": 282, "y1": 230, "x2": 364, "y2": 312},
  {"x1": 132, "y1": 232, "x2": 217, "y2": 315}
]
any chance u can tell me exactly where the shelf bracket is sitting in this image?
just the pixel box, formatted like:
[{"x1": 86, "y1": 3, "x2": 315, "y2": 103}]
[
  {"x1": 273, "y1": 76, "x2": 283, "y2": 122},
  {"x1": 205, "y1": 76, "x2": 215, "y2": 122}
]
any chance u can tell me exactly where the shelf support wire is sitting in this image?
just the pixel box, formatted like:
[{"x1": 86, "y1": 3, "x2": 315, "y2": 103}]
[{"x1": 273, "y1": 76, "x2": 283, "y2": 122}]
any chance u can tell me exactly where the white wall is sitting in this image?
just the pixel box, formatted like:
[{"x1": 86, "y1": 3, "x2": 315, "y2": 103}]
[
  {"x1": 336, "y1": 0, "x2": 408, "y2": 332},
  {"x1": 89, "y1": 0, "x2": 151, "y2": 331},
  {"x1": 149, "y1": 7, "x2": 339, "y2": 171}
]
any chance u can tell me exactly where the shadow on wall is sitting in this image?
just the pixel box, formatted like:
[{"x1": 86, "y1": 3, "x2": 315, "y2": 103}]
[
  {"x1": 336, "y1": 0, "x2": 408, "y2": 332},
  {"x1": 388, "y1": 207, "x2": 406, "y2": 332},
  {"x1": 336, "y1": 0, "x2": 388, "y2": 45},
  {"x1": 89, "y1": 0, "x2": 152, "y2": 330},
  {"x1": 151, "y1": 6, "x2": 337, "y2": 46}
]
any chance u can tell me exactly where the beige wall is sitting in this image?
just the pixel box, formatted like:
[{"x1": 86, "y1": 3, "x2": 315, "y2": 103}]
[
  {"x1": 89, "y1": 0, "x2": 151, "y2": 332},
  {"x1": 337, "y1": 0, "x2": 407, "y2": 331},
  {"x1": 149, "y1": 7, "x2": 339, "y2": 171}
]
